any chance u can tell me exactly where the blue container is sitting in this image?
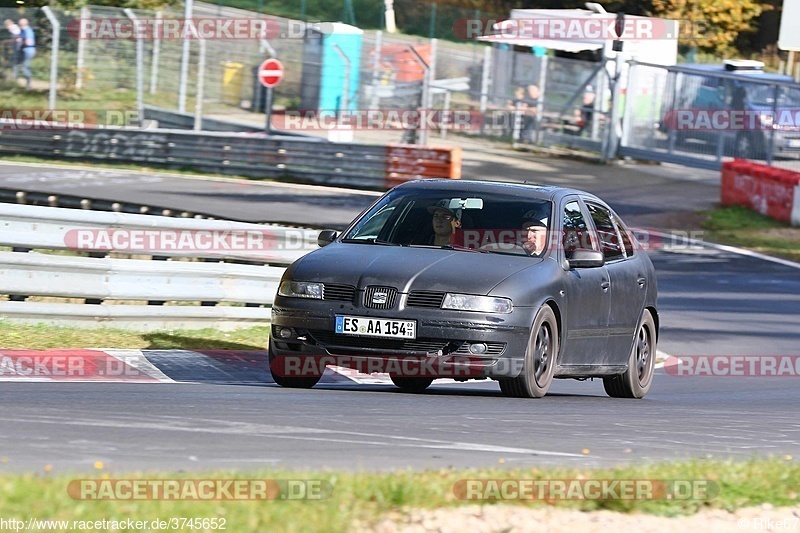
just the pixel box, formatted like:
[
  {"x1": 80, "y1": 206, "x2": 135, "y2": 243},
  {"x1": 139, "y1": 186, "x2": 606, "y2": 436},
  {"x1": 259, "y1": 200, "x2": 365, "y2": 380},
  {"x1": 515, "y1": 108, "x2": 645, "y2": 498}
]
[{"x1": 300, "y1": 23, "x2": 363, "y2": 113}]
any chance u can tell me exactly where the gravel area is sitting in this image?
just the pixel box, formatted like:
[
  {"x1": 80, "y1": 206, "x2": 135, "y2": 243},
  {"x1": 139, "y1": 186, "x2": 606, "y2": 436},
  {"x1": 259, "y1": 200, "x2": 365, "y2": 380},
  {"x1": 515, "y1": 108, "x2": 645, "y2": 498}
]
[{"x1": 364, "y1": 504, "x2": 800, "y2": 532}]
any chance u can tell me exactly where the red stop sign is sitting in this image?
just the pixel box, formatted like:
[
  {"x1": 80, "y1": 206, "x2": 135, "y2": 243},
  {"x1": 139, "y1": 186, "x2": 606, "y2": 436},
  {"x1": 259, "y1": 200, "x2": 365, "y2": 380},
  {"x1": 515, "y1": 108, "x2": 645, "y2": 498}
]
[{"x1": 258, "y1": 59, "x2": 284, "y2": 88}]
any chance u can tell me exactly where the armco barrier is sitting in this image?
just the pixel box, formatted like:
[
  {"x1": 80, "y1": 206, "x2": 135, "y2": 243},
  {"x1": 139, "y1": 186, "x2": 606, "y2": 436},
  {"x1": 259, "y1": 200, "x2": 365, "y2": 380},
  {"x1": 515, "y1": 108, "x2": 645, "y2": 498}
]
[
  {"x1": 0, "y1": 204, "x2": 320, "y2": 330},
  {"x1": 0, "y1": 126, "x2": 461, "y2": 191},
  {"x1": 721, "y1": 159, "x2": 800, "y2": 226}
]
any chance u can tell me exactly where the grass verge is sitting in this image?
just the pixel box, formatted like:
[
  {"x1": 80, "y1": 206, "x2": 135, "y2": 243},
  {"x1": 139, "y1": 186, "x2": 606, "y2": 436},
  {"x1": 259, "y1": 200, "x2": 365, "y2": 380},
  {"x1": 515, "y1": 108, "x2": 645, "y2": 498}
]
[
  {"x1": 0, "y1": 323, "x2": 268, "y2": 350},
  {"x1": 701, "y1": 205, "x2": 800, "y2": 263},
  {"x1": 0, "y1": 459, "x2": 797, "y2": 532}
]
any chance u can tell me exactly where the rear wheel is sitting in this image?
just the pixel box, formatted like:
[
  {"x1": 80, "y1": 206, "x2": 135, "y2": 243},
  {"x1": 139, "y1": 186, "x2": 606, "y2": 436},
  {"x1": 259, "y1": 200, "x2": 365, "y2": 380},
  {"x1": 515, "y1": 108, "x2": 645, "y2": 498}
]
[
  {"x1": 499, "y1": 305, "x2": 559, "y2": 398},
  {"x1": 603, "y1": 309, "x2": 656, "y2": 399},
  {"x1": 268, "y1": 341, "x2": 322, "y2": 389},
  {"x1": 390, "y1": 376, "x2": 434, "y2": 392}
]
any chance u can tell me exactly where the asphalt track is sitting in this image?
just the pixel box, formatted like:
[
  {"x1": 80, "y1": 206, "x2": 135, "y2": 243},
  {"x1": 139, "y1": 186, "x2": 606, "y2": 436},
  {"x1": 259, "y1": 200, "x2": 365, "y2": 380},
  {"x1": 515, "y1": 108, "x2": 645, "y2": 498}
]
[{"x1": 1, "y1": 157, "x2": 799, "y2": 472}]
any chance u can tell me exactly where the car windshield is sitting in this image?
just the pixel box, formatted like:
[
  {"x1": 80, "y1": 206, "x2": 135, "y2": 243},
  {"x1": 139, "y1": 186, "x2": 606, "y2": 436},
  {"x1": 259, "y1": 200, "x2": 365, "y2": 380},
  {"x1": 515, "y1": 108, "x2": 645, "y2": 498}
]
[
  {"x1": 745, "y1": 84, "x2": 800, "y2": 107},
  {"x1": 341, "y1": 188, "x2": 553, "y2": 255}
]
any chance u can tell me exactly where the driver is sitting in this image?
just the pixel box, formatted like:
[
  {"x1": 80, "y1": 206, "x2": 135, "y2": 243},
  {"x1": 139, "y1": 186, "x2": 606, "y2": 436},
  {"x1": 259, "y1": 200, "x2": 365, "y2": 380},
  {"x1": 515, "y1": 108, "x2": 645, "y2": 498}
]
[
  {"x1": 520, "y1": 218, "x2": 548, "y2": 256},
  {"x1": 427, "y1": 203, "x2": 462, "y2": 246}
]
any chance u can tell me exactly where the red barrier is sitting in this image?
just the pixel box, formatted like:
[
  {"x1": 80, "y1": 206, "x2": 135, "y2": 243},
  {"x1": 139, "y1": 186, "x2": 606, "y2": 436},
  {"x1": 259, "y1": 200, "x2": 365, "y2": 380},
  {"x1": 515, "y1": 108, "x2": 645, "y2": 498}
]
[
  {"x1": 720, "y1": 160, "x2": 800, "y2": 225},
  {"x1": 385, "y1": 144, "x2": 462, "y2": 189}
]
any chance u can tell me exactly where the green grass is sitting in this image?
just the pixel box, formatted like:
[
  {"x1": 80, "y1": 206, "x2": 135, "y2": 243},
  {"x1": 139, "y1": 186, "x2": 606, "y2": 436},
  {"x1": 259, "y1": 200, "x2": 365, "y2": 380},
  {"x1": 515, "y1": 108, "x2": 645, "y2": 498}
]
[
  {"x1": 0, "y1": 459, "x2": 798, "y2": 532},
  {"x1": 0, "y1": 323, "x2": 269, "y2": 350},
  {"x1": 701, "y1": 205, "x2": 800, "y2": 262}
]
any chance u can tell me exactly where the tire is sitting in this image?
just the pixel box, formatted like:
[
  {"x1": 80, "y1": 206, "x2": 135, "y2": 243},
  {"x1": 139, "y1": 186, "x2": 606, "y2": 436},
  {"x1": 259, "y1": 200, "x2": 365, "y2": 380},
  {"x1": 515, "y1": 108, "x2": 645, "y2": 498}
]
[
  {"x1": 499, "y1": 305, "x2": 559, "y2": 398},
  {"x1": 603, "y1": 309, "x2": 656, "y2": 399},
  {"x1": 390, "y1": 376, "x2": 434, "y2": 392},
  {"x1": 268, "y1": 341, "x2": 322, "y2": 389}
]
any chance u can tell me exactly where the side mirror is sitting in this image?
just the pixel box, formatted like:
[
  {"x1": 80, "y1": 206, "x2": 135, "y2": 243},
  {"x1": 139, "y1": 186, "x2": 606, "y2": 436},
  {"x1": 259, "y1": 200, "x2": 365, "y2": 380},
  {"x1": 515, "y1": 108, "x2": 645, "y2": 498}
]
[
  {"x1": 568, "y1": 249, "x2": 605, "y2": 269},
  {"x1": 317, "y1": 230, "x2": 339, "y2": 248}
]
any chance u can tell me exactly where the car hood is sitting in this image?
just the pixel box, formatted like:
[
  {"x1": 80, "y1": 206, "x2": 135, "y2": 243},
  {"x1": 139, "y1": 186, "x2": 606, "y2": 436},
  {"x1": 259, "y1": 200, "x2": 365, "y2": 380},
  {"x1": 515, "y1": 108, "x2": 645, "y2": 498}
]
[{"x1": 288, "y1": 243, "x2": 542, "y2": 295}]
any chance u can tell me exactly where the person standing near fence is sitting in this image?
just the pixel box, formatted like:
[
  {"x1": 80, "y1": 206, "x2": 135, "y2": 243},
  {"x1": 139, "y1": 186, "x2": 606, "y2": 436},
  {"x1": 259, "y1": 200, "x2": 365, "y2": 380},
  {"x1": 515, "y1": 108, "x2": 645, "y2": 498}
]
[
  {"x1": 17, "y1": 18, "x2": 35, "y2": 89},
  {"x1": 3, "y1": 19, "x2": 20, "y2": 80}
]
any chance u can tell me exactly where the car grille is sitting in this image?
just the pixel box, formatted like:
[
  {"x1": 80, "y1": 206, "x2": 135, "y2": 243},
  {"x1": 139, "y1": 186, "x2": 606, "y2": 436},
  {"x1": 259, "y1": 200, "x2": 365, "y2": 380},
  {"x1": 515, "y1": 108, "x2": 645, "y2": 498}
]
[
  {"x1": 323, "y1": 283, "x2": 356, "y2": 302},
  {"x1": 407, "y1": 291, "x2": 445, "y2": 308},
  {"x1": 306, "y1": 330, "x2": 505, "y2": 356},
  {"x1": 363, "y1": 286, "x2": 398, "y2": 309}
]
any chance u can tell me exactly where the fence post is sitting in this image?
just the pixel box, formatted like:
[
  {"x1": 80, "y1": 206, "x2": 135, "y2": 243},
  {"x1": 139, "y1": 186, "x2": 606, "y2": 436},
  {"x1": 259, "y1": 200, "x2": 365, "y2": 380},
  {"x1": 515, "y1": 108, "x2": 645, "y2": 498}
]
[
  {"x1": 619, "y1": 60, "x2": 636, "y2": 152},
  {"x1": 41, "y1": 7, "x2": 59, "y2": 111},
  {"x1": 479, "y1": 45, "x2": 491, "y2": 113},
  {"x1": 369, "y1": 30, "x2": 382, "y2": 110},
  {"x1": 178, "y1": 0, "x2": 193, "y2": 113},
  {"x1": 124, "y1": 9, "x2": 144, "y2": 126},
  {"x1": 604, "y1": 53, "x2": 624, "y2": 161},
  {"x1": 76, "y1": 6, "x2": 88, "y2": 89},
  {"x1": 534, "y1": 55, "x2": 547, "y2": 144},
  {"x1": 194, "y1": 38, "x2": 206, "y2": 131},
  {"x1": 150, "y1": 11, "x2": 162, "y2": 95}
]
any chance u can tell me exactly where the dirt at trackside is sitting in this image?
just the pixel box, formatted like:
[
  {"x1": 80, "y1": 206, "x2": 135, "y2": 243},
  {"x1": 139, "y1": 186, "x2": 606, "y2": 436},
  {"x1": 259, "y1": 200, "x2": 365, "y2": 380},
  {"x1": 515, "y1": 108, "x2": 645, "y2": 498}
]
[{"x1": 363, "y1": 503, "x2": 800, "y2": 532}]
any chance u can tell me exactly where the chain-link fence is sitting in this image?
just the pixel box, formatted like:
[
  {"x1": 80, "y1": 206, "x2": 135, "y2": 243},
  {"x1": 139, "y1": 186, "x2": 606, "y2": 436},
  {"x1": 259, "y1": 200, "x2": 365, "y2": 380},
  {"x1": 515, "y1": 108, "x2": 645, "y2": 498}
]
[
  {"x1": 621, "y1": 62, "x2": 800, "y2": 172},
  {"x1": 3, "y1": 2, "x2": 799, "y2": 173}
]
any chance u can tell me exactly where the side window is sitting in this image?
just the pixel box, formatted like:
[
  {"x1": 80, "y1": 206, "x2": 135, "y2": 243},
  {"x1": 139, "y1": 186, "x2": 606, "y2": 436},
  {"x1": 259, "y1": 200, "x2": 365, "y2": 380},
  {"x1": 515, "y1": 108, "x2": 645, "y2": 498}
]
[
  {"x1": 586, "y1": 202, "x2": 625, "y2": 261},
  {"x1": 562, "y1": 201, "x2": 596, "y2": 255},
  {"x1": 610, "y1": 212, "x2": 635, "y2": 258}
]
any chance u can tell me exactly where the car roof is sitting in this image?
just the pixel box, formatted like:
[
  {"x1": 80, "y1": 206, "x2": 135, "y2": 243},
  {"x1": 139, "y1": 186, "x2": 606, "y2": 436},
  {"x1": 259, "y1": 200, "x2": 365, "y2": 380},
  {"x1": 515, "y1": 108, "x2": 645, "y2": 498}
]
[
  {"x1": 394, "y1": 179, "x2": 602, "y2": 204},
  {"x1": 677, "y1": 63, "x2": 796, "y2": 83}
]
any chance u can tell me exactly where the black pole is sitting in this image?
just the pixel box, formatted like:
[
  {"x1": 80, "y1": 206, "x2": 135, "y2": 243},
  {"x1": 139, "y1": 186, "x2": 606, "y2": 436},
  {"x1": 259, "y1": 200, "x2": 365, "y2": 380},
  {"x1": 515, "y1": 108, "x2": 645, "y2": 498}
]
[{"x1": 265, "y1": 86, "x2": 274, "y2": 134}]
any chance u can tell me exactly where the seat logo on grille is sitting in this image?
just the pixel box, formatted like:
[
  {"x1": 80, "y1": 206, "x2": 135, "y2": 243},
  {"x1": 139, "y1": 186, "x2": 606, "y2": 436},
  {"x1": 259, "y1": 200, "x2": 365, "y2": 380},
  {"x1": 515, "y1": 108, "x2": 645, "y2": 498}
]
[{"x1": 372, "y1": 292, "x2": 388, "y2": 304}]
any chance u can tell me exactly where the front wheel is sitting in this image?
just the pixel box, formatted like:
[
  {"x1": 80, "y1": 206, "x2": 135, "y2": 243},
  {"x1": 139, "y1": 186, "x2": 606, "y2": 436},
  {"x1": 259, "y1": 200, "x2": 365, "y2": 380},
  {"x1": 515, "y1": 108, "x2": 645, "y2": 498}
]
[
  {"x1": 390, "y1": 376, "x2": 434, "y2": 392},
  {"x1": 268, "y1": 342, "x2": 322, "y2": 389},
  {"x1": 603, "y1": 309, "x2": 656, "y2": 399},
  {"x1": 499, "y1": 305, "x2": 559, "y2": 398}
]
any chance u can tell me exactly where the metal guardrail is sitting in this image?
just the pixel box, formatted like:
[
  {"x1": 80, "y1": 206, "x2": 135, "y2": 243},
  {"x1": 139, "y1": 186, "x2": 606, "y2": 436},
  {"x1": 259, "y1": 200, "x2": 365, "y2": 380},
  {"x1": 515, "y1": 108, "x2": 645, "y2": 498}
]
[
  {"x1": 0, "y1": 204, "x2": 321, "y2": 330},
  {"x1": 0, "y1": 126, "x2": 461, "y2": 190}
]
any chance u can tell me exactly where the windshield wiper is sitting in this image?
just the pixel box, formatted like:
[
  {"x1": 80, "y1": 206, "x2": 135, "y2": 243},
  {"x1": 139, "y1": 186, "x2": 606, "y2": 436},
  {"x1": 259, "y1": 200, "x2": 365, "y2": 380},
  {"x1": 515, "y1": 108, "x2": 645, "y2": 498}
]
[{"x1": 341, "y1": 238, "x2": 402, "y2": 246}]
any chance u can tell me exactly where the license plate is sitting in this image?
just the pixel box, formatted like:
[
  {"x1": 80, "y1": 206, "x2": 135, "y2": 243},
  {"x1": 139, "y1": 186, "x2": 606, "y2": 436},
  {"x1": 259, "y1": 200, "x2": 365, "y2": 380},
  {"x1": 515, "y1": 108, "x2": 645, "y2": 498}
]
[
  {"x1": 335, "y1": 315, "x2": 416, "y2": 339},
  {"x1": 788, "y1": 139, "x2": 800, "y2": 148}
]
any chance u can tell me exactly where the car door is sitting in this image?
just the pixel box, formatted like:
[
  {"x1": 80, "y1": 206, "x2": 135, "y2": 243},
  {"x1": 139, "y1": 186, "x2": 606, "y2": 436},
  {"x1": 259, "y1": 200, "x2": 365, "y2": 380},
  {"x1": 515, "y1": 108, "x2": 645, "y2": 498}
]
[
  {"x1": 584, "y1": 201, "x2": 647, "y2": 365},
  {"x1": 557, "y1": 198, "x2": 612, "y2": 367}
]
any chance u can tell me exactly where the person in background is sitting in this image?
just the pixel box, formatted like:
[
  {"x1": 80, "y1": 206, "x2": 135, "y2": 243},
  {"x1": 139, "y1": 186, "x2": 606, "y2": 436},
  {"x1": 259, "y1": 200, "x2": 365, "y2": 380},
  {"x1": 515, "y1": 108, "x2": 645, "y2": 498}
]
[
  {"x1": 17, "y1": 18, "x2": 35, "y2": 89},
  {"x1": 3, "y1": 19, "x2": 20, "y2": 80},
  {"x1": 575, "y1": 85, "x2": 596, "y2": 137}
]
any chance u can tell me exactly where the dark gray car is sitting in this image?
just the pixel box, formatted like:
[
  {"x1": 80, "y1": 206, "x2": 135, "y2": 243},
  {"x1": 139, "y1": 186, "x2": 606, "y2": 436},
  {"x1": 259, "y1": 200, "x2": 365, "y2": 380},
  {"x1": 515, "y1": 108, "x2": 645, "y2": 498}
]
[{"x1": 270, "y1": 180, "x2": 658, "y2": 398}]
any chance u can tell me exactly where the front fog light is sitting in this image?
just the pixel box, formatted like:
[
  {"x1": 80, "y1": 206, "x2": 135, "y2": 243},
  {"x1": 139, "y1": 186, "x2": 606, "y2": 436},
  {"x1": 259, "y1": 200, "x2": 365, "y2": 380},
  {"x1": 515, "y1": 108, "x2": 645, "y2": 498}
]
[
  {"x1": 278, "y1": 327, "x2": 294, "y2": 339},
  {"x1": 469, "y1": 343, "x2": 488, "y2": 355}
]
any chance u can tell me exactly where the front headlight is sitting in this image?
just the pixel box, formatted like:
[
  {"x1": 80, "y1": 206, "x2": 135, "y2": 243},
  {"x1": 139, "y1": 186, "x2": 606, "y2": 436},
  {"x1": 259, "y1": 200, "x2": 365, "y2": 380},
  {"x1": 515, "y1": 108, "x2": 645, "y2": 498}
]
[
  {"x1": 442, "y1": 293, "x2": 513, "y2": 314},
  {"x1": 278, "y1": 281, "x2": 323, "y2": 299}
]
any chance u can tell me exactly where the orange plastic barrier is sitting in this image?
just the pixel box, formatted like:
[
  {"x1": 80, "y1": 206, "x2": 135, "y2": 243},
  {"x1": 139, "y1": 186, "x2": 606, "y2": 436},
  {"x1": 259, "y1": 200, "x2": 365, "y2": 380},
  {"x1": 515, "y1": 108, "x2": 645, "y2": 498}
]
[{"x1": 385, "y1": 144, "x2": 462, "y2": 189}]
